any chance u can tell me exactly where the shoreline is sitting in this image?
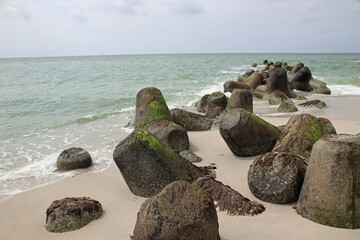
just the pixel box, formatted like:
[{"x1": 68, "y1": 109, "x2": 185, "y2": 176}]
[{"x1": 1, "y1": 115, "x2": 359, "y2": 240}]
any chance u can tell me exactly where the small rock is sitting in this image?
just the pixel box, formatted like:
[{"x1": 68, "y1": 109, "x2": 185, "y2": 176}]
[
  {"x1": 179, "y1": 150, "x2": 202, "y2": 163},
  {"x1": 277, "y1": 102, "x2": 298, "y2": 113},
  {"x1": 57, "y1": 148, "x2": 92, "y2": 171},
  {"x1": 299, "y1": 100, "x2": 327, "y2": 109}
]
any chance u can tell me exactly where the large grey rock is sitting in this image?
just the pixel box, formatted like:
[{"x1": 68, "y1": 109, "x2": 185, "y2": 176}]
[
  {"x1": 113, "y1": 130, "x2": 204, "y2": 197},
  {"x1": 171, "y1": 108, "x2": 213, "y2": 131},
  {"x1": 146, "y1": 120, "x2": 189, "y2": 152},
  {"x1": 248, "y1": 152, "x2": 307, "y2": 204},
  {"x1": 227, "y1": 89, "x2": 253, "y2": 113},
  {"x1": 57, "y1": 148, "x2": 92, "y2": 171},
  {"x1": 266, "y1": 68, "x2": 296, "y2": 98},
  {"x1": 223, "y1": 80, "x2": 251, "y2": 93},
  {"x1": 219, "y1": 109, "x2": 281, "y2": 157},
  {"x1": 45, "y1": 197, "x2": 103, "y2": 233},
  {"x1": 246, "y1": 72, "x2": 264, "y2": 89},
  {"x1": 135, "y1": 87, "x2": 173, "y2": 128},
  {"x1": 196, "y1": 94, "x2": 210, "y2": 113},
  {"x1": 132, "y1": 181, "x2": 220, "y2": 240},
  {"x1": 288, "y1": 67, "x2": 313, "y2": 91},
  {"x1": 296, "y1": 134, "x2": 360, "y2": 229},
  {"x1": 273, "y1": 114, "x2": 336, "y2": 159},
  {"x1": 264, "y1": 90, "x2": 292, "y2": 105},
  {"x1": 206, "y1": 92, "x2": 227, "y2": 114}
]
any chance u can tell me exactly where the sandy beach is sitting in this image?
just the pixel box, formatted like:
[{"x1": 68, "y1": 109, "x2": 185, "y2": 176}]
[{"x1": 0, "y1": 113, "x2": 359, "y2": 240}]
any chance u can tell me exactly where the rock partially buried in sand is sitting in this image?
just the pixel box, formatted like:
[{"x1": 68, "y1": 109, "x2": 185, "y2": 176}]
[
  {"x1": 132, "y1": 181, "x2": 220, "y2": 240},
  {"x1": 45, "y1": 197, "x2": 103, "y2": 233},
  {"x1": 277, "y1": 102, "x2": 298, "y2": 113},
  {"x1": 248, "y1": 152, "x2": 307, "y2": 204},
  {"x1": 113, "y1": 130, "x2": 204, "y2": 197},
  {"x1": 219, "y1": 109, "x2": 280, "y2": 157},
  {"x1": 57, "y1": 147, "x2": 92, "y2": 171},
  {"x1": 296, "y1": 134, "x2": 360, "y2": 229},
  {"x1": 299, "y1": 100, "x2": 327, "y2": 109}
]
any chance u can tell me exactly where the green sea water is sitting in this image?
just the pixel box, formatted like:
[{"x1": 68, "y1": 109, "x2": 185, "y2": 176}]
[{"x1": 0, "y1": 53, "x2": 359, "y2": 200}]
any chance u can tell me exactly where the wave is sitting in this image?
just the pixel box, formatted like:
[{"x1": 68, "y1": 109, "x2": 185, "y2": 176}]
[{"x1": 328, "y1": 84, "x2": 360, "y2": 96}]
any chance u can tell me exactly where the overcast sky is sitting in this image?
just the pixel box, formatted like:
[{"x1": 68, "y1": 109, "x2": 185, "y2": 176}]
[{"x1": 0, "y1": 0, "x2": 360, "y2": 58}]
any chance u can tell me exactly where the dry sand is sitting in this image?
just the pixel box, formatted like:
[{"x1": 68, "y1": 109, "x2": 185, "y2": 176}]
[{"x1": 0, "y1": 115, "x2": 359, "y2": 240}]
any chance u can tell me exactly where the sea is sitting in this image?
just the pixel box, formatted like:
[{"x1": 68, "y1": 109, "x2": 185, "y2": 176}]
[{"x1": 1, "y1": 53, "x2": 360, "y2": 202}]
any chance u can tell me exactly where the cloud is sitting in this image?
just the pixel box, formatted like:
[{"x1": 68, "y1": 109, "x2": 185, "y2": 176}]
[
  {"x1": 70, "y1": 9, "x2": 89, "y2": 23},
  {"x1": 0, "y1": 0, "x2": 31, "y2": 20},
  {"x1": 171, "y1": 1, "x2": 205, "y2": 16}
]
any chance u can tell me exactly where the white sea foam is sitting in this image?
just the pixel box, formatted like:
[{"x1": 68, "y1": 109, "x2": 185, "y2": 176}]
[{"x1": 328, "y1": 84, "x2": 360, "y2": 96}]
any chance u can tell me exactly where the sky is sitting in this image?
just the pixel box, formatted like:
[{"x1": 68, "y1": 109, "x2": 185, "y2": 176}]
[{"x1": 0, "y1": 0, "x2": 360, "y2": 58}]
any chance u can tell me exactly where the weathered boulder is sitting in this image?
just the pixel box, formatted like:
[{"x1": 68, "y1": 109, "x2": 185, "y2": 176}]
[
  {"x1": 245, "y1": 69, "x2": 255, "y2": 77},
  {"x1": 237, "y1": 74, "x2": 248, "y2": 82},
  {"x1": 252, "y1": 63, "x2": 257, "y2": 67},
  {"x1": 291, "y1": 62, "x2": 304, "y2": 74},
  {"x1": 205, "y1": 106, "x2": 224, "y2": 119},
  {"x1": 318, "y1": 117, "x2": 337, "y2": 134},
  {"x1": 309, "y1": 78, "x2": 327, "y2": 89},
  {"x1": 132, "y1": 181, "x2": 220, "y2": 240},
  {"x1": 272, "y1": 114, "x2": 335, "y2": 159},
  {"x1": 179, "y1": 150, "x2": 202, "y2": 163},
  {"x1": 255, "y1": 84, "x2": 267, "y2": 93},
  {"x1": 57, "y1": 148, "x2": 92, "y2": 171},
  {"x1": 253, "y1": 90, "x2": 265, "y2": 99},
  {"x1": 263, "y1": 59, "x2": 268, "y2": 65},
  {"x1": 219, "y1": 109, "x2": 281, "y2": 157},
  {"x1": 113, "y1": 130, "x2": 204, "y2": 197},
  {"x1": 248, "y1": 152, "x2": 307, "y2": 204},
  {"x1": 206, "y1": 92, "x2": 228, "y2": 114},
  {"x1": 274, "y1": 61, "x2": 282, "y2": 68},
  {"x1": 277, "y1": 102, "x2": 298, "y2": 113},
  {"x1": 312, "y1": 85, "x2": 331, "y2": 95},
  {"x1": 223, "y1": 80, "x2": 251, "y2": 93},
  {"x1": 288, "y1": 67, "x2": 313, "y2": 91},
  {"x1": 135, "y1": 87, "x2": 173, "y2": 128},
  {"x1": 196, "y1": 94, "x2": 210, "y2": 113},
  {"x1": 227, "y1": 89, "x2": 253, "y2": 113},
  {"x1": 299, "y1": 100, "x2": 327, "y2": 109},
  {"x1": 246, "y1": 72, "x2": 264, "y2": 89},
  {"x1": 264, "y1": 90, "x2": 292, "y2": 105},
  {"x1": 146, "y1": 120, "x2": 189, "y2": 152},
  {"x1": 45, "y1": 197, "x2": 103, "y2": 233},
  {"x1": 266, "y1": 68, "x2": 296, "y2": 98},
  {"x1": 296, "y1": 134, "x2": 360, "y2": 229},
  {"x1": 171, "y1": 108, "x2": 213, "y2": 131}
]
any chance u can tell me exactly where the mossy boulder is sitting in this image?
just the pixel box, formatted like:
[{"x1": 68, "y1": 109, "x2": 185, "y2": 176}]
[
  {"x1": 248, "y1": 152, "x2": 307, "y2": 204},
  {"x1": 113, "y1": 130, "x2": 205, "y2": 197},
  {"x1": 171, "y1": 108, "x2": 213, "y2": 131},
  {"x1": 146, "y1": 120, "x2": 189, "y2": 152},
  {"x1": 45, "y1": 197, "x2": 103, "y2": 233},
  {"x1": 272, "y1": 114, "x2": 336, "y2": 159},
  {"x1": 132, "y1": 181, "x2": 220, "y2": 240},
  {"x1": 135, "y1": 87, "x2": 173, "y2": 128},
  {"x1": 223, "y1": 80, "x2": 251, "y2": 93},
  {"x1": 219, "y1": 109, "x2": 281, "y2": 157},
  {"x1": 312, "y1": 84, "x2": 331, "y2": 95},
  {"x1": 296, "y1": 134, "x2": 360, "y2": 229},
  {"x1": 57, "y1": 148, "x2": 92, "y2": 171},
  {"x1": 227, "y1": 89, "x2": 253, "y2": 113}
]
